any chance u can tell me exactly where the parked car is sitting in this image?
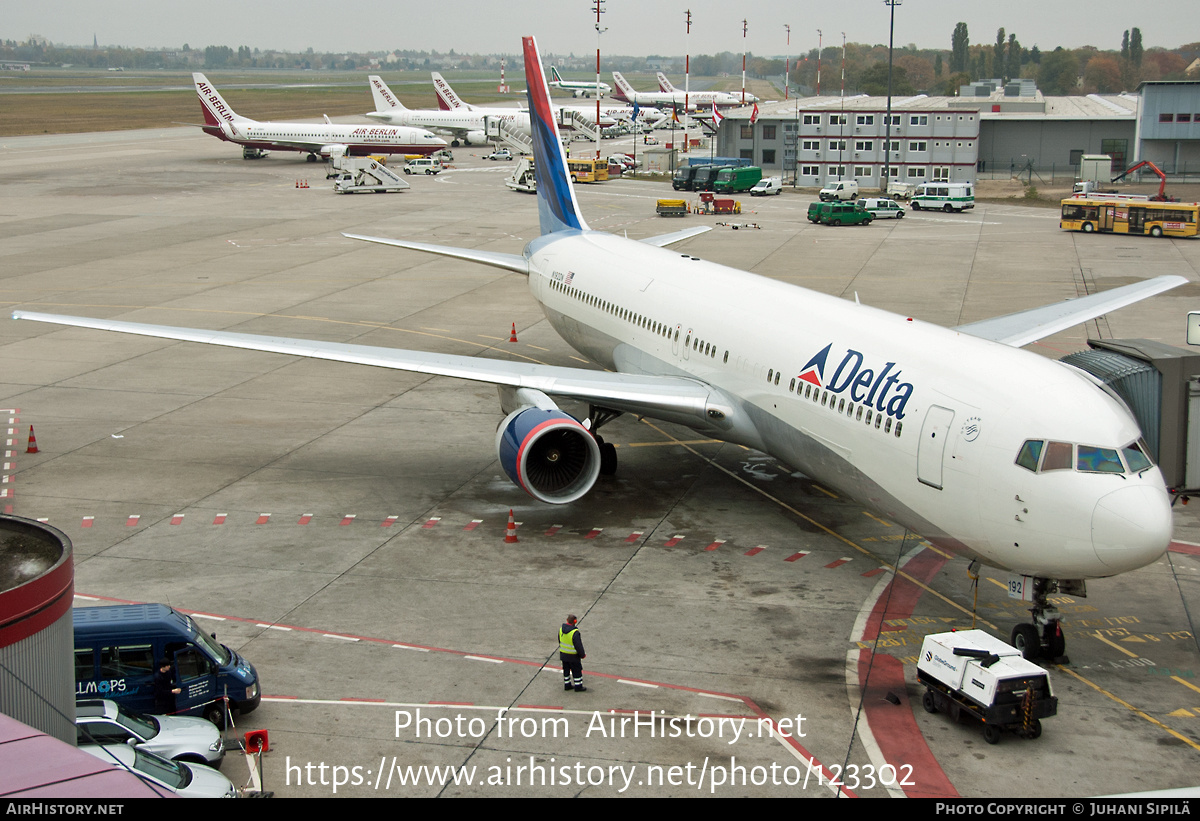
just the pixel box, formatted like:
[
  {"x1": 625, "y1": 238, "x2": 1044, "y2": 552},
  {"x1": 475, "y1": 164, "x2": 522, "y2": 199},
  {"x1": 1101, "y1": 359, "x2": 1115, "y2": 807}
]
[
  {"x1": 484, "y1": 149, "x2": 513, "y2": 161},
  {"x1": 81, "y1": 744, "x2": 237, "y2": 798},
  {"x1": 76, "y1": 698, "x2": 225, "y2": 766},
  {"x1": 857, "y1": 197, "x2": 905, "y2": 219}
]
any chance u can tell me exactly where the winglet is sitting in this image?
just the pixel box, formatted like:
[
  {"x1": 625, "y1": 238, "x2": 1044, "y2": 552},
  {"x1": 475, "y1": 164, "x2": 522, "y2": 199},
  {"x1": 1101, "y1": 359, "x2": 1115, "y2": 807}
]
[{"x1": 523, "y1": 36, "x2": 588, "y2": 234}]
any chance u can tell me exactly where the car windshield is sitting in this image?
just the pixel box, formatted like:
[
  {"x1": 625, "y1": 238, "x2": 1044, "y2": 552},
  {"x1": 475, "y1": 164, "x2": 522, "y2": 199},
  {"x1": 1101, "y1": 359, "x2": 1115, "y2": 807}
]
[
  {"x1": 134, "y1": 747, "x2": 191, "y2": 790},
  {"x1": 114, "y1": 704, "x2": 159, "y2": 739},
  {"x1": 186, "y1": 616, "x2": 232, "y2": 666}
]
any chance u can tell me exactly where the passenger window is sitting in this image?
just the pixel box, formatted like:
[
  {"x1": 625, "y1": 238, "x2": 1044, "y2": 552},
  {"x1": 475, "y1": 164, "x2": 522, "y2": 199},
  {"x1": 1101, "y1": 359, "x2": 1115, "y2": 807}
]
[
  {"x1": 1041, "y1": 441, "x2": 1073, "y2": 471},
  {"x1": 1077, "y1": 445, "x2": 1124, "y2": 473},
  {"x1": 99, "y1": 644, "x2": 155, "y2": 678},
  {"x1": 884, "y1": 418, "x2": 892, "y2": 433},
  {"x1": 75, "y1": 649, "x2": 95, "y2": 682},
  {"x1": 1016, "y1": 440, "x2": 1043, "y2": 472},
  {"x1": 895, "y1": 421, "x2": 903, "y2": 437}
]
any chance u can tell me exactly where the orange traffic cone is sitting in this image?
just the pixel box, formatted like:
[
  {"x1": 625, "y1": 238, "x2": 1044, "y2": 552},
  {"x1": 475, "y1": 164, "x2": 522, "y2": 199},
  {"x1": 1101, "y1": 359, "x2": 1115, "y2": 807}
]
[
  {"x1": 509, "y1": 323, "x2": 518, "y2": 343},
  {"x1": 26, "y1": 426, "x2": 38, "y2": 454},
  {"x1": 504, "y1": 509, "x2": 519, "y2": 543}
]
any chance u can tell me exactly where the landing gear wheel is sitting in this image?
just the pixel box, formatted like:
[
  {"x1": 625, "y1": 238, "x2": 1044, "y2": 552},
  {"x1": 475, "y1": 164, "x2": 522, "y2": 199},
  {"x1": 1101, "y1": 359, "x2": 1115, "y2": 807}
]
[
  {"x1": 306, "y1": 154, "x2": 317, "y2": 163},
  {"x1": 598, "y1": 441, "x2": 617, "y2": 476},
  {"x1": 983, "y1": 724, "x2": 1002, "y2": 745},
  {"x1": 922, "y1": 689, "x2": 938, "y2": 714},
  {"x1": 1044, "y1": 624, "x2": 1066, "y2": 659},
  {"x1": 1012, "y1": 624, "x2": 1041, "y2": 660}
]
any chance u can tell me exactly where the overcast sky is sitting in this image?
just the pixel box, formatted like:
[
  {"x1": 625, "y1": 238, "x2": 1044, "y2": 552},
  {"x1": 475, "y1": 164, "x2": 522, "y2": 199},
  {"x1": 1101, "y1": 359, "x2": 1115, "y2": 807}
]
[{"x1": 3, "y1": 0, "x2": 1193, "y2": 57}]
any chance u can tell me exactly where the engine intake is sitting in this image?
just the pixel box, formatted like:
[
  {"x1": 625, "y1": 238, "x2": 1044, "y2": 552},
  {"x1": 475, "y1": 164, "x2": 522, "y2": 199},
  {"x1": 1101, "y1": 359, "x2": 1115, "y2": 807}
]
[{"x1": 496, "y1": 407, "x2": 601, "y2": 504}]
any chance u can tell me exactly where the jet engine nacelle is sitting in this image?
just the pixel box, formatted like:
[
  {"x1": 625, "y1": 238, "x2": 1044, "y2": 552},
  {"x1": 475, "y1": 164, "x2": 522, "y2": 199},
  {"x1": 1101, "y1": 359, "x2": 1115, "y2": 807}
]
[
  {"x1": 495, "y1": 406, "x2": 601, "y2": 504},
  {"x1": 320, "y1": 143, "x2": 349, "y2": 158},
  {"x1": 465, "y1": 131, "x2": 488, "y2": 145}
]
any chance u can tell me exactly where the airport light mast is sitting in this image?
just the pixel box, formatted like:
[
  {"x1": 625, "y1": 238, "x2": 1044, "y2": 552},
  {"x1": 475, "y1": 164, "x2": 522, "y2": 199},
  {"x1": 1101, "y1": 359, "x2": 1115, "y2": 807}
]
[
  {"x1": 741, "y1": 19, "x2": 748, "y2": 105},
  {"x1": 816, "y1": 30, "x2": 822, "y2": 96},
  {"x1": 884, "y1": 0, "x2": 900, "y2": 185},
  {"x1": 684, "y1": 8, "x2": 691, "y2": 154},
  {"x1": 784, "y1": 24, "x2": 790, "y2": 101},
  {"x1": 593, "y1": 0, "x2": 606, "y2": 161}
]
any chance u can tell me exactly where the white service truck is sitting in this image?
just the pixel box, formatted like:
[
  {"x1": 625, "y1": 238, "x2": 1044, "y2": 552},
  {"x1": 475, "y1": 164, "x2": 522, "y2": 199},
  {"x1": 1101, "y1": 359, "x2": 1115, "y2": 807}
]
[
  {"x1": 916, "y1": 629, "x2": 1056, "y2": 744},
  {"x1": 331, "y1": 157, "x2": 410, "y2": 194}
]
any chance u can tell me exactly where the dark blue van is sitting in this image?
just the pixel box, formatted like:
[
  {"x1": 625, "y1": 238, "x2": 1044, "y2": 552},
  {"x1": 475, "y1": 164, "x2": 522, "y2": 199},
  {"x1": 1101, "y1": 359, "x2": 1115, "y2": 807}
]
[{"x1": 73, "y1": 604, "x2": 260, "y2": 725}]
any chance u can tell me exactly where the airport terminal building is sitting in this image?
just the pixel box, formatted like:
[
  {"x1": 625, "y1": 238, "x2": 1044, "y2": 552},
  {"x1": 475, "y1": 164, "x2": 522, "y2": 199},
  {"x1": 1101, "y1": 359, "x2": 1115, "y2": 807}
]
[{"x1": 712, "y1": 79, "x2": 1197, "y2": 188}]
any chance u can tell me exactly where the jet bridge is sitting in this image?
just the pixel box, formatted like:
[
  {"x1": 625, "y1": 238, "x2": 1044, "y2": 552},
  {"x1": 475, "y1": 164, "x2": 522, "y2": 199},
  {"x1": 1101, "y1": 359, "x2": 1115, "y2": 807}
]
[{"x1": 1060, "y1": 339, "x2": 1200, "y2": 491}]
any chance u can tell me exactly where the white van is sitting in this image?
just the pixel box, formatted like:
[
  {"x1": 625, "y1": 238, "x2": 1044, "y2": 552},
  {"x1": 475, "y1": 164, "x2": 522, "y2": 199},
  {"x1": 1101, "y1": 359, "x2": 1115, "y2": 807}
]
[
  {"x1": 403, "y1": 157, "x2": 442, "y2": 175},
  {"x1": 818, "y1": 179, "x2": 859, "y2": 202},
  {"x1": 857, "y1": 197, "x2": 905, "y2": 219},
  {"x1": 910, "y1": 181, "x2": 974, "y2": 212}
]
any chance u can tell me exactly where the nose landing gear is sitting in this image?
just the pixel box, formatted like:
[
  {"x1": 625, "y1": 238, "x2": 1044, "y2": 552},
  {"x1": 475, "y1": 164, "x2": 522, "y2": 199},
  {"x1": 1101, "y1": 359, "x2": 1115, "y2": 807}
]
[{"x1": 1010, "y1": 576, "x2": 1082, "y2": 661}]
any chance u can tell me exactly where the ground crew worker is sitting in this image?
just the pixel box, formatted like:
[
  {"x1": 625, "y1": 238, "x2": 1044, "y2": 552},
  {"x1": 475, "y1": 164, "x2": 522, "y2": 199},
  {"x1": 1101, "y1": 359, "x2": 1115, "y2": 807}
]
[{"x1": 559, "y1": 614, "x2": 586, "y2": 692}]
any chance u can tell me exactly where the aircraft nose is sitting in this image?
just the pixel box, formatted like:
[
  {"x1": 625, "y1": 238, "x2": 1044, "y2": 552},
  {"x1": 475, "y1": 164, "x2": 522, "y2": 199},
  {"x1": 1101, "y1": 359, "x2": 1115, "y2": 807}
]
[{"x1": 1091, "y1": 484, "x2": 1172, "y2": 573}]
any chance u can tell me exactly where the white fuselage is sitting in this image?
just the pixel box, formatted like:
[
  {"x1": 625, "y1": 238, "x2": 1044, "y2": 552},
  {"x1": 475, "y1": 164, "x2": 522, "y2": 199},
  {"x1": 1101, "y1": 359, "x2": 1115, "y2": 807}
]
[
  {"x1": 210, "y1": 119, "x2": 445, "y2": 156},
  {"x1": 365, "y1": 107, "x2": 531, "y2": 140},
  {"x1": 523, "y1": 230, "x2": 1171, "y2": 581}
]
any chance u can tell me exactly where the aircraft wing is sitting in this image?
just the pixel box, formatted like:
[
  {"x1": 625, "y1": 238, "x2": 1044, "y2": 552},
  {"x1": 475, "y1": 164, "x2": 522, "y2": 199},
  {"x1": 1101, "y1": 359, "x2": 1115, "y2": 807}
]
[
  {"x1": 953, "y1": 275, "x2": 1187, "y2": 348},
  {"x1": 10, "y1": 311, "x2": 716, "y2": 426},
  {"x1": 342, "y1": 234, "x2": 530, "y2": 275},
  {"x1": 640, "y1": 226, "x2": 712, "y2": 247}
]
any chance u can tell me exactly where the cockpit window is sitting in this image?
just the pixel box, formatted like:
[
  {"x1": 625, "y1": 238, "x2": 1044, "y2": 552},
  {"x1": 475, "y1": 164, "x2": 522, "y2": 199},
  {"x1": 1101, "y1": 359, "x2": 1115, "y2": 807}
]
[
  {"x1": 1041, "y1": 441, "x2": 1073, "y2": 472},
  {"x1": 1122, "y1": 440, "x2": 1153, "y2": 473},
  {"x1": 1077, "y1": 445, "x2": 1124, "y2": 473},
  {"x1": 1016, "y1": 440, "x2": 1043, "y2": 472}
]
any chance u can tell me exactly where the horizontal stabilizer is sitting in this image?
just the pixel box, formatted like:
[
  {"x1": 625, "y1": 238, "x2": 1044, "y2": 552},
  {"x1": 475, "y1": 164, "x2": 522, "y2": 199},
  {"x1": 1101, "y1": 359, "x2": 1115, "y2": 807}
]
[
  {"x1": 342, "y1": 233, "x2": 530, "y2": 275},
  {"x1": 954, "y1": 275, "x2": 1187, "y2": 348}
]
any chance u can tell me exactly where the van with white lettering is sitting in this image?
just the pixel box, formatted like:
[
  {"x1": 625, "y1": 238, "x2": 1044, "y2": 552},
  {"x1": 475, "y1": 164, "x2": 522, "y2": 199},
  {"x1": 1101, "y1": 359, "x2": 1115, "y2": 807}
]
[{"x1": 74, "y1": 604, "x2": 260, "y2": 726}]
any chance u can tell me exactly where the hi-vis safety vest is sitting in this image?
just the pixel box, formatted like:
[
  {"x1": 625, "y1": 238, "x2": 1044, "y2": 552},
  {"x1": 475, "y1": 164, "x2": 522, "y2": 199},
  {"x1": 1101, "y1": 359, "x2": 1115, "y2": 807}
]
[{"x1": 559, "y1": 627, "x2": 579, "y2": 655}]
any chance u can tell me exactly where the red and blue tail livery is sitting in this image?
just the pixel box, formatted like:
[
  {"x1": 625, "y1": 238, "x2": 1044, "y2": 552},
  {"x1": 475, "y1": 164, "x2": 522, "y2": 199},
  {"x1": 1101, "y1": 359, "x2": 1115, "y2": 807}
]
[{"x1": 522, "y1": 36, "x2": 588, "y2": 235}]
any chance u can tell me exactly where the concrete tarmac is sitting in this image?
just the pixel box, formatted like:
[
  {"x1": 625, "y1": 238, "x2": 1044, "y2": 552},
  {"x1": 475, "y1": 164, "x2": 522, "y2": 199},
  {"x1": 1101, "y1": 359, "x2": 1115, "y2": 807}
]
[{"x1": 2, "y1": 125, "x2": 1199, "y2": 798}]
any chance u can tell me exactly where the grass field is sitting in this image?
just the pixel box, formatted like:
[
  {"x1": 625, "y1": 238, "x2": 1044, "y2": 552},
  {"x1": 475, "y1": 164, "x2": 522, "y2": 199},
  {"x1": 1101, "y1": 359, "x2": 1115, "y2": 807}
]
[{"x1": 0, "y1": 69, "x2": 780, "y2": 136}]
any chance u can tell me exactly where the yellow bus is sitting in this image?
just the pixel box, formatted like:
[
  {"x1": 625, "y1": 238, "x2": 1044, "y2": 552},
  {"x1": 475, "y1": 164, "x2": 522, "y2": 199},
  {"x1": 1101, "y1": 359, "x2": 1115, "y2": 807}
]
[
  {"x1": 1060, "y1": 196, "x2": 1199, "y2": 238},
  {"x1": 567, "y1": 159, "x2": 609, "y2": 183}
]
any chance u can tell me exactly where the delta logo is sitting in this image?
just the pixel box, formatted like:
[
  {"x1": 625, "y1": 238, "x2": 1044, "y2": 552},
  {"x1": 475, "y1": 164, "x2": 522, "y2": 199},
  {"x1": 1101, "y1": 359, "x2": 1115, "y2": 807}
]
[{"x1": 798, "y1": 343, "x2": 914, "y2": 419}]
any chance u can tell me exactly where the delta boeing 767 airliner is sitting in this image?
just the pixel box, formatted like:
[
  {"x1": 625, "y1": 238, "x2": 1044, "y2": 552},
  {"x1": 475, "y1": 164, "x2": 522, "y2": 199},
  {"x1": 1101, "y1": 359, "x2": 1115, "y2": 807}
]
[{"x1": 14, "y1": 37, "x2": 1183, "y2": 661}]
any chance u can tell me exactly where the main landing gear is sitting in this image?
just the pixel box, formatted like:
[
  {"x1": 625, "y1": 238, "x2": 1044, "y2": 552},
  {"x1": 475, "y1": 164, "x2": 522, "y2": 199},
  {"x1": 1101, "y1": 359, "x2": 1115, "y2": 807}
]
[
  {"x1": 588, "y1": 405, "x2": 621, "y2": 476},
  {"x1": 1010, "y1": 576, "x2": 1083, "y2": 662}
]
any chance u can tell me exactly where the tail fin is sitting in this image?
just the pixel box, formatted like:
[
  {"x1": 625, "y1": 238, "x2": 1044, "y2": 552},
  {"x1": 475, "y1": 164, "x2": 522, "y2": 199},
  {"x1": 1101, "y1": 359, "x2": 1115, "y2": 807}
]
[
  {"x1": 656, "y1": 72, "x2": 678, "y2": 93},
  {"x1": 523, "y1": 37, "x2": 588, "y2": 234},
  {"x1": 610, "y1": 72, "x2": 635, "y2": 103},
  {"x1": 368, "y1": 75, "x2": 407, "y2": 111},
  {"x1": 431, "y1": 72, "x2": 475, "y2": 111},
  {"x1": 193, "y1": 73, "x2": 251, "y2": 128},
  {"x1": 549, "y1": 66, "x2": 563, "y2": 84}
]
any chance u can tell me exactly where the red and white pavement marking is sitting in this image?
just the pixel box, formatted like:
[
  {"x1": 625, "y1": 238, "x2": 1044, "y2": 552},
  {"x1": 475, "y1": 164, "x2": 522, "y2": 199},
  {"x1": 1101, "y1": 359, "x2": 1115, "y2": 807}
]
[
  {"x1": 783, "y1": 551, "x2": 809, "y2": 562},
  {"x1": 77, "y1": 590, "x2": 853, "y2": 797},
  {"x1": 170, "y1": 514, "x2": 185, "y2": 525},
  {"x1": 298, "y1": 514, "x2": 314, "y2": 525},
  {"x1": 255, "y1": 514, "x2": 271, "y2": 525},
  {"x1": 663, "y1": 534, "x2": 685, "y2": 547},
  {"x1": 544, "y1": 524, "x2": 562, "y2": 536},
  {"x1": 824, "y1": 557, "x2": 851, "y2": 569},
  {"x1": 213, "y1": 513, "x2": 226, "y2": 525},
  {"x1": 340, "y1": 514, "x2": 357, "y2": 526},
  {"x1": 382, "y1": 515, "x2": 399, "y2": 527},
  {"x1": 421, "y1": 517, "x2": 439, "y2": 529},
  {"x1": 705, "y1": 539, "x2": 726, "y2": 552},
  {"x1": 464, "y1": 519, "x2": 483, "y2": 531},
  {"x1": 624, "y1": 530, "x2": 643, "y2": 543},
  {"x1": 744, "y1": 546, "x2": 766, "y2": 556},
  {"x1": 584, "y1": 527, "x2": 603, "y2": 539}
]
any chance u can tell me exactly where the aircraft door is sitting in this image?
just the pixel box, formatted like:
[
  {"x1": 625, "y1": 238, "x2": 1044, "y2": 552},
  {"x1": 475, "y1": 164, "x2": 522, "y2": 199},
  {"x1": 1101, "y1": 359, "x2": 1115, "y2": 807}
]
[
  {"x1": 681, "y1": 327, "x2": 693, "y2": 360},
  {"x1": 917, "y1": 405, "x2": 955, "y2": 489},
  {"x1": 672, "y1": 324, "x2": 682, "y2": 357}
]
